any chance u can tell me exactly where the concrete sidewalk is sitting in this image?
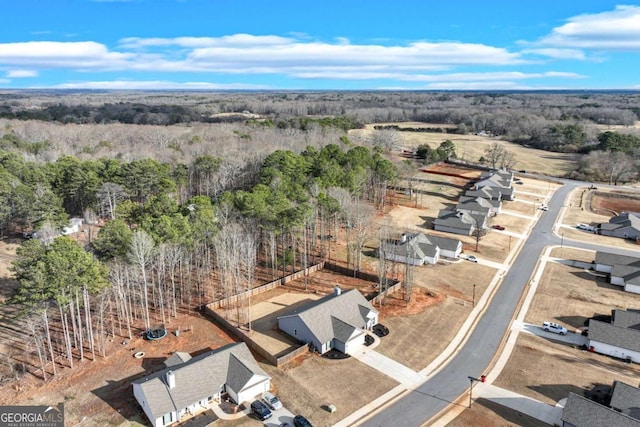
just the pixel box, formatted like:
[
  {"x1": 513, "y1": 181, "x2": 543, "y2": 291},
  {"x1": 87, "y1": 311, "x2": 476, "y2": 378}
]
[
  {"x1": 472, "y1": 383, "x2": 564, "y2": 426},
  {"x1": 350, "y1": 347, "x2": 423, "y2": 388}
]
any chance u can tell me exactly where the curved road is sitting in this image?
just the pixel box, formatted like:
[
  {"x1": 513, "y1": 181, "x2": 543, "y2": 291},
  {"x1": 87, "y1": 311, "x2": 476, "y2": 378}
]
[{"x1": 362, "y1": 180, "x2": 640, "y2": 427}]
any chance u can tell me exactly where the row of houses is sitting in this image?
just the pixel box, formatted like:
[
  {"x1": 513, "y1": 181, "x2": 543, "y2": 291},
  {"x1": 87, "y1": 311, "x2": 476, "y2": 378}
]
[{"x1": 433, "y1": 170, "x2": 514, "y2": 236}]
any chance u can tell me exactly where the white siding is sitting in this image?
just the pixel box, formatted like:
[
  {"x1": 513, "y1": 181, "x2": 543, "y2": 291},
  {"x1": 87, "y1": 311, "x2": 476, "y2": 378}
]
[
  {"x1": 235, "y1": 378, "x2": 270, "y2": 404},
  {"x1": 595, "y1": 263, "x2": 613, "y2": 273},
  {"x1": 278, "y1": 316, "x2": 320, "y2": 351},
  {"x1": 611, "y1": 276, "x2": 625, "y2": 286},
  {"x1": 589, "y1": 340, "x2": 640, "y2": 363},
  {"x1": 625, "y1": 283, "x2": 640, "y2": 294}
]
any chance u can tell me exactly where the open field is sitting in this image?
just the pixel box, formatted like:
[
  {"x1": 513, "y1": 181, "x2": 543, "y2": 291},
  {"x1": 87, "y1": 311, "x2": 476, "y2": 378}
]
[{"x1": 351, "y1": 125, "x2": 577, "y2": 177}]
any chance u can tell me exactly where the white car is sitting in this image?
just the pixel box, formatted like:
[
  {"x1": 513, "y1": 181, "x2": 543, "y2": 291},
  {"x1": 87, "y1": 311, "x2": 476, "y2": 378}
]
[
  {"x1": 542, "y1": 321, "x2": 567, "y2": 335},
  {"x1": 262, "y1": 391, "x2": 282, "y2": 410},
  {"x1": 577, "y1": 223, "x2": 595, "y2": 232},
  {"x1": 539, "y1": 205, "x2": 549, "y2": 211}
]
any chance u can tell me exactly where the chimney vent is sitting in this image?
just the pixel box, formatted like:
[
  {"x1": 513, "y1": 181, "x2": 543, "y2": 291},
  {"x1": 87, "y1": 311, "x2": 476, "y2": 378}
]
[
  {"x1": 166, "y1": 370, "x2": 176, "y2": 389},
  {"x1": 334, "y1": 285, "x2": 342, "y2": 296}
]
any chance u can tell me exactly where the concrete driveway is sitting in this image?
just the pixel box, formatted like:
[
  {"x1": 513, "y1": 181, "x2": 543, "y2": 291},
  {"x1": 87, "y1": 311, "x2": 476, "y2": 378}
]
[{"x1": 514, "y1": 320, "x2": 589, "y2": 347}]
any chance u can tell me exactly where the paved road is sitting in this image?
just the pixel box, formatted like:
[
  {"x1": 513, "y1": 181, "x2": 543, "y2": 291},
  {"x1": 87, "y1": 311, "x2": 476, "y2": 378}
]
[{"x1": 361, "y1": 180, "x2": 584, "y2": 427}]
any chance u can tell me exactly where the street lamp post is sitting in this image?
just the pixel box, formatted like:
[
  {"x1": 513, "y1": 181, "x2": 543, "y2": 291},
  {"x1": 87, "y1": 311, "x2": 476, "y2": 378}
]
[
  {"x1": 561, "y1": 232, "x2": 564, "y2": 248},
  {"x1": 472, "y1": 284, "x2": 476, "y2": 308}
]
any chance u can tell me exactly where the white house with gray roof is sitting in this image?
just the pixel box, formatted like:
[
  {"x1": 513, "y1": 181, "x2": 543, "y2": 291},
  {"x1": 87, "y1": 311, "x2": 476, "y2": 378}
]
[
  {"x1": 562, "y1": 381, "x2": 640, "y2": 426},
  {"x1": 133, "y1": 342, "x2": 271, "y2": 427},
  {"x1": 588, "y1": 309, "x2": 640, "y2": 363},
  {"x1": 277, "y1": 289, "x2": 378, "y2": 355},
  {"x1": 433, "y1": 210, "x2": 486, "y2": 236},
  {"x1": 379, "y1": 232, "x2": 462, "y2": 266},
  {"x1": 597, "y1": 212, "x2": 640, "y2": 240},
  {"x1": 594, "y1": 251, "x2": 640, "y2": 294},
  {"x1": 473, "y1": 170, "x2": 515, "y2": 201}
]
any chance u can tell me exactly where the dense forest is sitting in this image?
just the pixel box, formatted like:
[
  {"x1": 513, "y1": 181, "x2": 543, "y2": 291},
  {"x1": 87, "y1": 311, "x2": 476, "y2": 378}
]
[
  {"x1": 2, "y1": 89, "x2": 640, "y2": 383},
  {"x1": 2, "y1": 90, "x2": 640, "y2": 153}
]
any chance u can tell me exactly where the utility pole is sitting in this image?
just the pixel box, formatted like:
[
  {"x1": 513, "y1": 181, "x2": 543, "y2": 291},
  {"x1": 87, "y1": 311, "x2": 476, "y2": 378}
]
[{"x1": 472, "y1": 284, "x2": 476, "y2": 308}]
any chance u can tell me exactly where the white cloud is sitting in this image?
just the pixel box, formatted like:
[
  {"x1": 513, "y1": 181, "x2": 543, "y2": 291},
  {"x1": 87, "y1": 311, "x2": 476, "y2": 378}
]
[
  {"x1": 521, "y1": 48, "x2": 585, "y2": 60},
  {"x1": 53, "y1": 80, "x2": 271, "y2": 90},
  {"x1": 0, "y1": 41, "x2": 134, "y2": 69},
  {"x1": 292, "y1": 70, "x2": 584, "y2": 81},
  {"x1": 6, "y1": 70, "x2": 38, "y2": 78},
  {"x1": 119, "y1": 34, "x2": 295, "y2": 49},
  {"x1": 535, "y1": 5, "x2": 640, "y2": 50}
]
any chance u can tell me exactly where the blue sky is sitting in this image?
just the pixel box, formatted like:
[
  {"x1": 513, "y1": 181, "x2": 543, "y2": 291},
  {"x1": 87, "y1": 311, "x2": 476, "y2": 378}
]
[{"x1": 1, "y1": 1, "x2": 639, "y2": 90}]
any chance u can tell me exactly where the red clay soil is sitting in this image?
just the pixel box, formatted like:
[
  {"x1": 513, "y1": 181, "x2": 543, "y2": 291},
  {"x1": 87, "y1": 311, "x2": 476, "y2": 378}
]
[
  {"x1": 590, "y1": 191, "x2": 640, "y2": 215},
  {"x1": 0, "y1": 312, "x2": 236, "y2": 426}
]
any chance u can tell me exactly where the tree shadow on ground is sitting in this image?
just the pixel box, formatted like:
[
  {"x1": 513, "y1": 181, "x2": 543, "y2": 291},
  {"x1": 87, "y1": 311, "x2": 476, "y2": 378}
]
[{"x1": 528, "y1": 383, "x2": 587, "y2": 403}]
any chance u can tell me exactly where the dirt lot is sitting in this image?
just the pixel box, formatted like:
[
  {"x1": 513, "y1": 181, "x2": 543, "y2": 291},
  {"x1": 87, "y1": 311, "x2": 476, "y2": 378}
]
[{"x1": 560, "y1": 187, "x2": 640, "y2": 248}]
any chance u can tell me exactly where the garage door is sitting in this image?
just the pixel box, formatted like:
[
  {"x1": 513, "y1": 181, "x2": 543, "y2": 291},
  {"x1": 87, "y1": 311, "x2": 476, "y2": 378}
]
[
  {"x1": 344, "y1": 335, "x2": 365, "y2": 355},
  {"x1": 236, "y1": 381, "x2": 269, "y2": 404}
]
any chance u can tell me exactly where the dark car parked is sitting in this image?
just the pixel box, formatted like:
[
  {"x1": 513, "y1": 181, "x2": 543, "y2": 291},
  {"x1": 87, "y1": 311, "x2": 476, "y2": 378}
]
[
  {"x1": 293, "y1": 415, "x2": 313, "y2": 427},
  {"x1": 251, "y1": 400, "x2": 272, "y2": 421}
]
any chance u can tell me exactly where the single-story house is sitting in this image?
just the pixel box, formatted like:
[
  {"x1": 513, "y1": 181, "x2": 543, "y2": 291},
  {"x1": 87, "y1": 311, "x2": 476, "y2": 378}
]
[
  {"x1": 458, "y1": 196, "x2": 501, "y2": 216},
  {"x1": 433, "y1": 210, "x2": 486, "y2": 236},
  {"x1": 464, "y1": 187, "x2": 503, "y2": 201},
  {"x1": 588, "y1": 309, "x2": 640, "y2": 363},
  {"x1": 597, "y1": 212, "x2": 640, "y2": 240},
  {"x1": 278, "y1": 288, "x2": 378, "y2": 355},
  {"x1": 379, "y1": 232, "x2": 463, "y2": 266},
  {"x1": 562, "y1": 381, "x2": 640, "y2": 426},
  {"x1": 133, "y1": 342, "x2": 271, "y2": 427},
  {"x1": 473, "y1": 170, "x2": 515, "y2": 201},
  {"x1": 594, "y1": 251, "x2": 640, "y2": 294}
]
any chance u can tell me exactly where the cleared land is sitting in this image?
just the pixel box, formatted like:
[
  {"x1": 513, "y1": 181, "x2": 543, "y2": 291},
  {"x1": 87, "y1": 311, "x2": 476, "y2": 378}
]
[{"x1": 351, "y1": 125, "x2": 577, "y2": 177}]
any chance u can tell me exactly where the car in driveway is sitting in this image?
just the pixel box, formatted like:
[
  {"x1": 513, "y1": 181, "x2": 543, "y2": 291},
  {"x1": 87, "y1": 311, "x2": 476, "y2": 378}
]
[
  {"x1": 466, "y1": 255, "x2": 478, "y2": 263},
  {"x1": 251, "y1": 400, "x2": 272, "y2": 421},
  {"x1": 293, "y1": 415, "x2": 313, "y2": 427},
  {"x1": 542, "y1": 321, "x2": 567, "y2": 335},
  {"x1": 262, "y1": 391, "x2": 282, "y2": 410},
  {"x1": 539, "y1": 205, "x2": 549, "y2": 211},
  {"x1": 577, "y1": 223, "x2": 595, "y2": 232},
  {"x1": 491, "y1": 224, "x2": 505, "y2": 230}
]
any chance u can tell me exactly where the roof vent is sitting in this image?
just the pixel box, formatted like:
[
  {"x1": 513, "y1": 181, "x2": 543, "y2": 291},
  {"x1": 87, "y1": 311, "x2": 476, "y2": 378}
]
[
  {"x1": 166, "y1": 370, "x2": 176, "y2": 389},
  {"x1": 334, "y1": 285, "x2": 342, "y2": 296}
]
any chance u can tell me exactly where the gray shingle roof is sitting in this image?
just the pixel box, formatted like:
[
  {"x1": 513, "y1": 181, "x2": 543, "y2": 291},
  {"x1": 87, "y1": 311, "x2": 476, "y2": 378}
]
[
  {"x1": 613, "y1": 310, "x2": 640, "y2": 330},
  {"x1": 164, "y1": 352, "x2": 192, "y2": 368},
  {"x1": 610, "y1": 381, "x2": 640, "y2": 419},
  {"x1": 459, "y1": 195, "x2": 500, "y2": 209},
  {"x1": 278, "y1": 289, "x2": 378, "y2": 345},
  {"x1": 589, "y1": 320, "x2": 640, "y2": 353},
  {"x1": 562, "y1": 392, "x2": 640, "y2": 427},
  {"x1": 595, "y1": 251, "x2": 640, "y2": 267},
  {"x1": 133, "y1": 342, "x2": 269, "y2": 420},
  {"x1": 433, "y1": 210, "x2": 475, "y2": 230},
  {"x1": 380, "y1": 233, "x2": 461, "y2": 261},
  {"x1": 465, "y1": 187, "x2": 502, "y2": 200}
]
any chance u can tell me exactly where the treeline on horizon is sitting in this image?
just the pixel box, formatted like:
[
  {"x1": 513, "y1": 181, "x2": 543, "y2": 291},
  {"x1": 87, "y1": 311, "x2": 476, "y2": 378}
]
[{"x1": 1, "y1": 91, "x2": 639, "y2": 153}]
